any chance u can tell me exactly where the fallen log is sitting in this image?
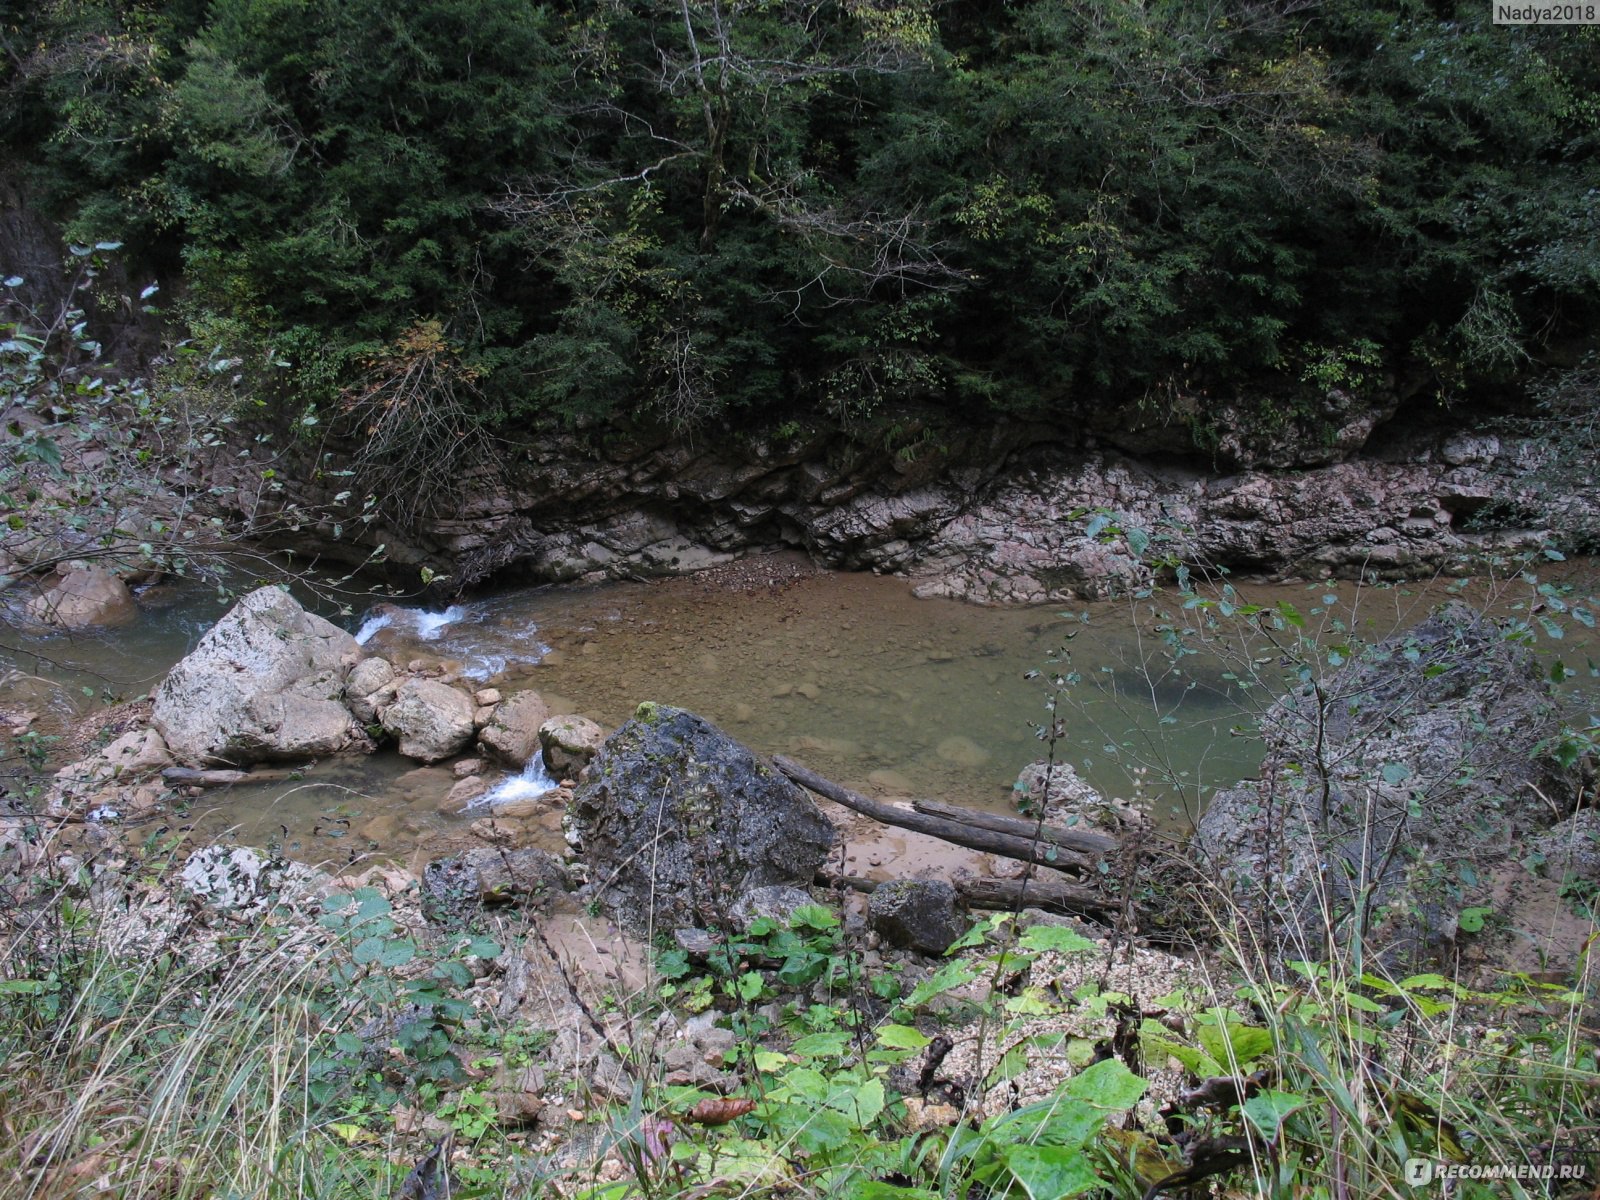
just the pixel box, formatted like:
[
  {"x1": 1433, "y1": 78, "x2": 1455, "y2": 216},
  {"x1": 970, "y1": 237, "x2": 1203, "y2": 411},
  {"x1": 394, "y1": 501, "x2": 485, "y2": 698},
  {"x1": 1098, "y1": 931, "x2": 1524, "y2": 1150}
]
[
  {"x1": 774, "y1": 755, "x2": 1098, "y2": 874},
  {"x1": 161, "y1": 765, "x2": 304, "y2": 788},
  {"x1": 911, "y1": 798, "x2": 1118, "y2": 856},
  {"x1": 815, "y1": 869, "x2": 1118, "y2": 917},
  {"x1": 954, "y1": 876, "x2": 1119, "y2": 916}
]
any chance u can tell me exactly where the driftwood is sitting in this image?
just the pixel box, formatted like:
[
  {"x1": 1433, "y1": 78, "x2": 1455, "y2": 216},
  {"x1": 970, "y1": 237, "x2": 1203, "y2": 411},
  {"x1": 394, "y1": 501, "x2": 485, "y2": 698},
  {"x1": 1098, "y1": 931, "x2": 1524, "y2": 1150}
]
[
  {"x1": 817, "y1": 869, "x2": 1118, "y2": 917},
  {"x1": 774, "y1": 755, "x2": 1108, "y2": 875},
  {"x1": 912, "y1": 797, "x2": 1118, "y2": 856},
  {"x1": 954, "y1": 876, "x2": 1119, "y2": 916},
  {"x1": 161, "y1": 765, "x2": 303, "y2": 788}
]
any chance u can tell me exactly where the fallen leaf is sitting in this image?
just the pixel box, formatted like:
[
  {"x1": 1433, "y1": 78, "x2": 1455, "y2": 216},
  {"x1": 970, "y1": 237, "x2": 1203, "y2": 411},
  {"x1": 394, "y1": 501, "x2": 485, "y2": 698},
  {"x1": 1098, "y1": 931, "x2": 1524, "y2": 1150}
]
[{"x1": 685, "y1": 1097, "x2": 757, "y2": 1126}]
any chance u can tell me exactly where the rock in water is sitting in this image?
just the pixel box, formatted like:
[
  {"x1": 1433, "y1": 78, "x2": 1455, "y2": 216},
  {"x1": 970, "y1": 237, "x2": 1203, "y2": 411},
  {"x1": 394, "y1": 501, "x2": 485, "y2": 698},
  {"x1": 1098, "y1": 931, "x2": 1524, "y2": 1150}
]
[
  {"x1": 25, "y1": 562, "x2": 138, "y2": 628},
  {"x1": 479, "y1": 690, "x2": 551, "y2": 766},
  {"x1": 539, "y1": 714, "x2": 605, "y2": 776},
  {"x1": 152, "y1": 586, "x2": 361, "y2": 766},
  {"x1": 1194, "y1": 602, "x2": 1580, "y2": 967},
  {"x1": 382, "y1": 678, "x2": 477, "y2": 763},
  {"x1": 569, "y1": 703, "x2": 835, "y2": 932},
  {"x1": 344, "y1": 656, "x2": 397, "y2": 721}
]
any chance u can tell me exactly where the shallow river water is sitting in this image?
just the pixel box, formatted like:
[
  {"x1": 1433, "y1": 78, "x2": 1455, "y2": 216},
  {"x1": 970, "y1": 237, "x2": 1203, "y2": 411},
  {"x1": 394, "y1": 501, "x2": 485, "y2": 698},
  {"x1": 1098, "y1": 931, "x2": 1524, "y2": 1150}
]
[{"x1": 10, "y1": 555, "x2": 1597, "y2": 867}]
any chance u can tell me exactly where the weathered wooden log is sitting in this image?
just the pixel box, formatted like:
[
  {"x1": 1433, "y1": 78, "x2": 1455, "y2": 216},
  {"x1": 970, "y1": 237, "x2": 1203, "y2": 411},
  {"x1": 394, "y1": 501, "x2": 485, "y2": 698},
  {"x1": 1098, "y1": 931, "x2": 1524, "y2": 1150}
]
[
  {"x1": 161, "y1": 765, "x2": 302, "y2": 788},
  {"x1": 911, "y1": 798, "x2": 1118, "y2": 856},
  {"x1": 774, "y1": 755, "x2": 1095, "y2": 874},
  {"x1": 815, "y1": 869, "x2": 1118, "y2": 917},
  {"x1": 954, "y1": 876, "x2": 1119, "y2": 916}
]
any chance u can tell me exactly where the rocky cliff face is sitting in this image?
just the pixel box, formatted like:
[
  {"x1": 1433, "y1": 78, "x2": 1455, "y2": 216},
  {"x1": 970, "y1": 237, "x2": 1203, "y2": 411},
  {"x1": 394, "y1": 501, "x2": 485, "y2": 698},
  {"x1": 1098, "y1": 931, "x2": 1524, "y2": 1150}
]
[{"x1": 224, "y1": 391, "x2": 1587, "y2": 603}]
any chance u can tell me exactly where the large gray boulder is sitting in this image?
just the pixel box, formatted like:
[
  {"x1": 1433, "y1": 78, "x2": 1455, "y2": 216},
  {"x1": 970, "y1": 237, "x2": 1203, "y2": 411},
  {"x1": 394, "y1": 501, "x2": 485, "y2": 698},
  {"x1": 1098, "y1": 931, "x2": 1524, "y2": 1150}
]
[
  {"x1": 153, "y1": 587, "x2": 361, "y2": 766},
  {"x1": 479, "y1": 690, "x2": 551, "y2": 767},
  {"x1": 568, "y1": 703, "x2": 835, "y2": 932},
  {"x1": 1194, "y1": 602, "x2": 1580, "y2": 965},
  {"x1": 382, "y1": 678, "x2": 477, "y2": 763}
]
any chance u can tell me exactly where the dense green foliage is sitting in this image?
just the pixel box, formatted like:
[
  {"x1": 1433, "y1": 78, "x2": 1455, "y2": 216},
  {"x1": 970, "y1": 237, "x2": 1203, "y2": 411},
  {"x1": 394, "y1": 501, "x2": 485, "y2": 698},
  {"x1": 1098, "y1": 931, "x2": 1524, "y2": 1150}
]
[{"x1": 4, "y1": 1, "x2": 1597, "y2": 432}]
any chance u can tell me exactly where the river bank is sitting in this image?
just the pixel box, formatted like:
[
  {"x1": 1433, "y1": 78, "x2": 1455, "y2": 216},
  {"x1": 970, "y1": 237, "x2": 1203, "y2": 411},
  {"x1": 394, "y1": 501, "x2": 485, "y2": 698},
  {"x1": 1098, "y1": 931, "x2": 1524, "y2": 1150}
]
[{"x1": 3, "y1": 564, "x2": 1596, "y2": 1198}]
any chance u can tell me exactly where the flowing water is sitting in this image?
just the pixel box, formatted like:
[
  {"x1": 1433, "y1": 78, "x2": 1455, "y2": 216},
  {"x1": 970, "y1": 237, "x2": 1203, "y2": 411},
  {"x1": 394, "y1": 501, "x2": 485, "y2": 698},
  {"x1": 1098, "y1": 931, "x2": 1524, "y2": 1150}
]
[{"x1": 8, "y1": 555, "x2": 1597, "y2": 867}]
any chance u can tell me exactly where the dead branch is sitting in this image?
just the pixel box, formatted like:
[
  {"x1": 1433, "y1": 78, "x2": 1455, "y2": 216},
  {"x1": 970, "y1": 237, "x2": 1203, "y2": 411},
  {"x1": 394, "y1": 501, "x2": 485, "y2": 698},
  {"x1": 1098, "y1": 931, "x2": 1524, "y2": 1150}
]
[
  {"x1": 774, "y1": 755, "x2": 1104, "y2": 874},
  {"x1": 815, "y1": 869, "x2": 1118, "y2": 917},
  {"x1": 910, "y1": 798, "x2": 1119, "y2": 856}
]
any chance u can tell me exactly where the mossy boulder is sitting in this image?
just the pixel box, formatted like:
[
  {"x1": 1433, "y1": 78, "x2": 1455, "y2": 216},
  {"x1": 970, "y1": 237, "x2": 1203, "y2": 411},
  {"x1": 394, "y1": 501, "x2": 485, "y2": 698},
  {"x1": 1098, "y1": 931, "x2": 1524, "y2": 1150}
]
[{"x1": 568, "y1": 704, "x2": 834, "y2": 932}]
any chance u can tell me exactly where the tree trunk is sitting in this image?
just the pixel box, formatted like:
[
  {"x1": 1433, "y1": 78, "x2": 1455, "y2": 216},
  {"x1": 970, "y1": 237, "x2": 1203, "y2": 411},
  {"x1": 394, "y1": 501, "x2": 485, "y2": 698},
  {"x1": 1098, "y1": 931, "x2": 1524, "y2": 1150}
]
[
  {"x1": 774, "y1": 755, "x2": 1102, "y2": 874},
  {"x1": 815, "y1": 869, "x2": 1118, "y2": 917},
  {"x1": 911, "y1": 798, "x2": 1118, "y2": 856}
]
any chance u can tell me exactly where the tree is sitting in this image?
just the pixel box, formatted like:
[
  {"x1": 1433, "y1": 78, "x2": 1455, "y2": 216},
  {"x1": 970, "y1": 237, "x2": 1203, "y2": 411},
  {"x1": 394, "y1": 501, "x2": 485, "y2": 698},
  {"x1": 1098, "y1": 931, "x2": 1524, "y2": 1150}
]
[{"x1": 497, "y1": 0, "x2": 965, "y2": 426}]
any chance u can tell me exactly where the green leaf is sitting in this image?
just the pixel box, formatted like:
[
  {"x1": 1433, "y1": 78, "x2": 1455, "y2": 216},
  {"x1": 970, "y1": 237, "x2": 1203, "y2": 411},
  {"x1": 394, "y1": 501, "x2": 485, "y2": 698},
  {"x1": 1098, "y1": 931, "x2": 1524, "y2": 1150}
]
[
  {"x1": 1198, "y1": 1018, "x2": 1272, "y2": 1070},
  {"x1": 352, "y1": 936, "x2": 388, "y2": 965},
  {"x1": 906, "y1": 959, "x2": 977, "y2": 1006},
  {"x1": 852, "y1": 1184, "x2": 939, "y2": 1200},
  {"x1": 774, "y1": 1067, "x2": 829, "y2": 1103},
  {"x1": 1140, "y1": 1021, "x2": 1221, "y2": 1077},
  {"x1": 791, "y1": 1032, "x2": 851, "y2": 1059},
  {"x1": 1397, "y1": 973, "x2": 1467, "y2": 994},
  {"x1": 1019, "y1": 925, "x2": 1097, "y2": 954},
  {"x1": 736, "y1": 970, "x2": 765, "y2": 1001},
  {"x1": 876, "y1": 1024, "x2": 933, "y2": 1051},
  {"x1": 752, "y1": 1050, "x2": 789, "y2": 1072},
  {"x1": 789, "y1": 904, "x2": 839, "y2": 930},
  {"x1": 776, "y1": 950, "x2": 828, "y2": 986},
  {"x1": 794, "y1": 1106, "x2": 853, "y2": 1153},
  {"x1": 986, "y1": 1044, "x2": 1029, "y2": 1088},
  {"x1": 1003, "y1": 1145, "x2": 1102, "y2": 1199},
  {"x1": 1456, "y1": 906, "x2": 1493, "y2": 934},
  {"x1": 1243, "y1": 1089, "x2": 1308, "y2": 1140},
  {"x1": 1064, "y1": 1058, "x2": 1146, "y2": 1111},
  {"x1": 832, "y1": 1077, "x2": 886, "y2": 1129},
  {"x1": 656, "y1": 949, "x2": 692, "y2": 980},
  {"x1": 1341, "y1": 992, "x2": 1385, "y2": 1014},
  {"x1": 989, "y1": 1099, "x2": 1105, "y2": 1150},
  {"x1": 378, "y1": 940, "x2": 415, "y2": 968}
]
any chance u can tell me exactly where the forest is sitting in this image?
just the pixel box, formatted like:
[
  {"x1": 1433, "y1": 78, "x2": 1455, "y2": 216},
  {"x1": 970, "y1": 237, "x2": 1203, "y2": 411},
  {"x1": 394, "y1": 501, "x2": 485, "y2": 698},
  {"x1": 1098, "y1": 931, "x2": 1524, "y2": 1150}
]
[
  {"x1": 5, "y1": 6, "x2": 1600, "y2": 1198},
  {"x1": 4, "y1": 0, "x2": 1597, "y2": 440}
]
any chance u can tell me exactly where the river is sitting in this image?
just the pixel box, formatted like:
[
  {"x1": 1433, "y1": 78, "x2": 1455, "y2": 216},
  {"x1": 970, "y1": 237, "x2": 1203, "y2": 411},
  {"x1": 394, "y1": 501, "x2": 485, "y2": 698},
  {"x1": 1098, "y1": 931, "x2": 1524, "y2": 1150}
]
[{"x1": 7, "y1": 554, "x2": 1595, "y2": 867}]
